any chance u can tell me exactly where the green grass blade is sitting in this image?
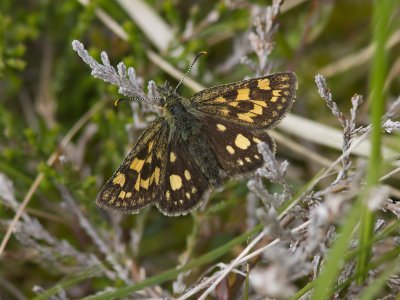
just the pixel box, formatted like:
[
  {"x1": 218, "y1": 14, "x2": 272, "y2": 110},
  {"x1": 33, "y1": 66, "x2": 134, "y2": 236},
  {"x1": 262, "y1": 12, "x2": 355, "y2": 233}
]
[
  {"x1": 310, "y1": 200, "x2": 361, "y2": 300},
  {"x1": 292, "y1": 220, "x2": 399, "y2": 300},
  {"x1": 357, "y1": 0, "x2": 396, "y2": 283},
  {"x1": 359, "y1": 256, "x2": 400, "y2": 300}
]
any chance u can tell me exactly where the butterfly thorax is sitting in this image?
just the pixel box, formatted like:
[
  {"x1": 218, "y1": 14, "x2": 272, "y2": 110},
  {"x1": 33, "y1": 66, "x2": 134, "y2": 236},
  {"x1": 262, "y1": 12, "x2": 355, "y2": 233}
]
[{"x1": 160, "y1": 83, "x2": 201, "y2": 141}]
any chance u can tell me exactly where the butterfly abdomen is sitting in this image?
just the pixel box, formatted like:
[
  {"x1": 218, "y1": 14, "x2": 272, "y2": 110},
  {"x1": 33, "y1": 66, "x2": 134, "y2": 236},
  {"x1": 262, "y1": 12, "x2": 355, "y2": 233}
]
[{"x1": 187, "y1": 130, "x2": 223, "y2": 188}]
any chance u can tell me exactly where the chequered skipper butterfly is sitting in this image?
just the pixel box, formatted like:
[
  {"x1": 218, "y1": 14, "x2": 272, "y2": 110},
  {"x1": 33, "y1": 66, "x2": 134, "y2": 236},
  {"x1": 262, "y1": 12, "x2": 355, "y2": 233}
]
[{"x1": 97, "y1": 54, "x2": 297, "y2": 216}]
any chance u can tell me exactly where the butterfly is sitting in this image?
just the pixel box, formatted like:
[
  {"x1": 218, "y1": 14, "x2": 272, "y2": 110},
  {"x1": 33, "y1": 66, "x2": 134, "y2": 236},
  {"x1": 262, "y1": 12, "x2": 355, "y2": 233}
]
[{"x1": 96, "y1": 55, "x2": 297, "y2": 216}]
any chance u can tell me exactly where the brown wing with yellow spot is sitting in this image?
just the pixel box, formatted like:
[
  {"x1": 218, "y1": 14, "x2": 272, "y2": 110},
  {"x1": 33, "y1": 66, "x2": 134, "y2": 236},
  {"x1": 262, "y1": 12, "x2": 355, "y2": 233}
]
[
  {"x1": 96, "y1": 118, "x2": 168, "y2": 213},
  {"x1": 156, "y1": 140, "x2": 210, "y2": 216},
  {"x1": 192, "y1": 72, "x2": 297, "y2": 129},
  {"x1": 200, "y1": 115, "x2": 275, "y2": 176}
]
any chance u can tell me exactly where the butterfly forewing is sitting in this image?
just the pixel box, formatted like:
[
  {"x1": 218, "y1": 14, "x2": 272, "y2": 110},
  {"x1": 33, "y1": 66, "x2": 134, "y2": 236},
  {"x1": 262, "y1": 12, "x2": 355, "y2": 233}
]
[
  {"x1": 156, "y1": 140, "x2": 210, "y2": 216},
  {"x1": 192, "y1": 72, "x2": 296, "y2": 129},
  {"x1": 96, "y1": 118, "x2": 168, "y2": 213}
]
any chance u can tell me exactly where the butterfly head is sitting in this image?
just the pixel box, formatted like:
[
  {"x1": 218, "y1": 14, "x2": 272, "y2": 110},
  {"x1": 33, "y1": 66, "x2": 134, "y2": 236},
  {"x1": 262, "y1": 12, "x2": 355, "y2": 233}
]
[
  {"x1": 157, "y1": 81, "x2": 182, "y2": 107},
  {"x1": 158, "y1": 82, "x2": 187, "y2": 119}
]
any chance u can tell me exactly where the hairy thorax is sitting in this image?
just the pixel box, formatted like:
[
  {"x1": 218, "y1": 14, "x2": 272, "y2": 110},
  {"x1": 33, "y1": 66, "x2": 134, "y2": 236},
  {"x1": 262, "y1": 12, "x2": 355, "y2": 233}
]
[{"x1": 162, "y1": 95, "x2": 201, "y2": 141}]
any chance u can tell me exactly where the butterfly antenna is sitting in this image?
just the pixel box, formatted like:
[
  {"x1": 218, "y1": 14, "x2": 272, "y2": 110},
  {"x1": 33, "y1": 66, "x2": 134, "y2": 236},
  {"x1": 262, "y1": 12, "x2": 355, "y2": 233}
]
[
  {"x1": 174, "y1": 51, "x2": 207, "y2": 93},
  {"x1": 114, "y1": 98, "x2": 129, "y2": 107},
  {"x1": 115, "y1": 96, "x2": 158, "y2": 107},
  {"x1": 115, "y1": 97, "x2": 143, "y2": 107}
]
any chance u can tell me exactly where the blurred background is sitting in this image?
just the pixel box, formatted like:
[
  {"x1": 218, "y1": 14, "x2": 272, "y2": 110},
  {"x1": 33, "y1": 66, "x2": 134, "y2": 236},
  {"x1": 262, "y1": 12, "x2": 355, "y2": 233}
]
[{"x1": 1, "y1": 0, "x2": 399, "y2": 299}]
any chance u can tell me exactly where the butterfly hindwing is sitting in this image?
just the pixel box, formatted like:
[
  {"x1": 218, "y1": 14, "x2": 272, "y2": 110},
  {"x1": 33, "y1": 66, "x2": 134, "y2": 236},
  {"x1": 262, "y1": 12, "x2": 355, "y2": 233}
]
[
  {"x1": 200, "y1": 115, "x2": 275, "y2": 176},
  {"x1": 156, "y1": 139, "x2": 210, "y2": 216},
  {"x1": 96, "y1": 118, "x2": 168, "y2": 213},
  {"x1": 192, "y1": 72, "x2": 296, "y2": 129}
]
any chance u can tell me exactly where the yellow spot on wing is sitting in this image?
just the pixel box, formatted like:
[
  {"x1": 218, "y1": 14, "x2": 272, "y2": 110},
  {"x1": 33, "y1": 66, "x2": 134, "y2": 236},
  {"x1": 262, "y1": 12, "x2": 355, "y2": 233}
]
[
  {"x1": 166, "y1": 190, "x2": 171, "y2": 201},
  {"x1": 279, "y1": 74, "x2": 290, "y2": 81},
  {"x1": 273, "y1": 90, "x2": 282, "y2": 96},
  {"x1": 140, "y1": 178, "x2": 150, "y2": 189},
  {"x1": 220, "y1": 108, "x2": 229, "y2": 116},
  {"x1": 185, "y1": 192, "x2": 191, "y2": 199},
  {"x1": 126, "y1": 192, "x2": 132, "y2": 198},
  {"x1": 170, "y1": 151, "x2": 176, "y2": 162},
  {"x1": 118, "y1": 191, "x2": 126, "y2": 199},
  {"x1": 148, "y1": 140, "x2": 154, "y2": 152},
  {"x1": 236, "y1": 88, "x2": 250, "y2": 100},
  {"x1": 253, "y1": 137, "x2": 261, "y2": 143},
  {"x1": 235, "y1": 134, "x2": 251, "y2": 150},
  {"x1": 170, "y1": 174, "x2": 182, "y2": 191},
  {"x1": 153, "y1": 167, "x2": 160, "y2": 184},
  {"x1": 237, "y1": 112, "x2": 255, "y2": 123},
  {"x1": 215, "y1": 96, "x2": 227, "y2": 103},
  {"x1": 250, "y1": 105, "x2": 263, "y2": 115},
  {"x1": 217, "y1": 124, "x2": 226, "y2": 131},
  {"x1": 113, "y1": 173, "x2": 126, "y2": 187},
  {"x1": 268, "y1": 90, "x2": 281, "y2": 102},
  {"x1": 184, "y1": 170, "x2": 191, "y2": 181},
  {"x1": 134, "y1": 175, "x2": 140, "y2": 191},
  {"x1": 130, "y1": 158, "x2": 145, "y2": 172},
  {"x1": 229, "y1": 101, "x2": 239, "y2": 107},
  {"x1": 226, "y1": 145, "x2": 235, "y2": 154},
  {"x1": 258, "y1": 78, "x2": 271, "y2": 90},
  {"x1": 250, "y1": 100, "x2": 267, "y2": 107}
]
